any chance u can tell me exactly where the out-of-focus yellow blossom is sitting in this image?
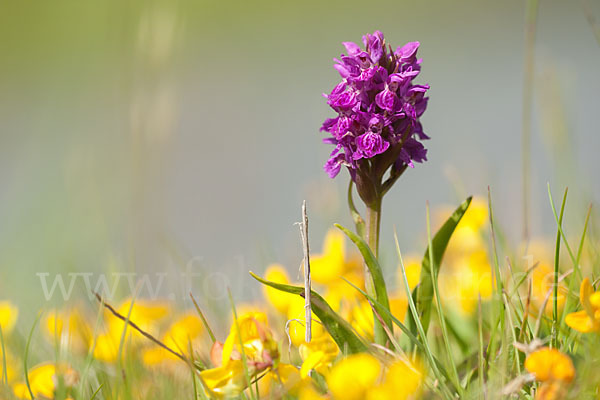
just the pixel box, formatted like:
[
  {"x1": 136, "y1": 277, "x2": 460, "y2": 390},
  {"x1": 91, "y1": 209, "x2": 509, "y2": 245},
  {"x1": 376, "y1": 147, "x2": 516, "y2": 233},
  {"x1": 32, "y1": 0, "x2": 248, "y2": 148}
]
[
  {"x1": 366, "y1": 358, "x2": 424, "y2": 400},
  {"x1": 533, "y1": 381, "x2": 565, "y2": 400},
  {"x1": 311, "y1": 229, "x2": 346, "y2": 284},
  {"x1": 200, "y1": 312, "x2": 279, "y2": 399},
  {"x1": 298, "y1": 383, "x2": 326, "y2": 400},
  {"x1": 287, "y1": 297, "x2": 327, "y2": 347},
  {"x1": 13, "y1": 363, "x2": 78, "y2": 399},
  {"x1": 326, "y1": 353, "x2": 381, "y2": 400},
  {"x1": 565, "y1": 278, "x2": 600, "y2": 333},
  {"x1": 439, "y1": 250, "x2": 493, "y2": 315},
  {"x1": 263, "y1": 264, "x2": 296, "y2": 314},
  {"x1": 257, "y1": 363, "x2": 302, "y2": 399},
  {"x1": 298, "y1": 334, "x2": 339, "y2": 378},
  {"x1": 398, "y1": 256, "x2": 422, "y2": 292},
  {"x1": 0, "y1": 301, "x2": 18, "y2": 334},
  {"x1": 525, "y1": 347, "x2": 575, "y2": 383},
  {"x1": 324, "y1": 269, "x2": 366, "y2": 308},
  {"x1": 92, "y1": 333, "x2": 120, "y2": 362},
  {"x1": 108, "y1": 298, "x2": 170, "y2": 340},
  {"x1": 436, "y1": 197, "x2": 493, "y2": 316},
  {"x1": 525, "y1": 347, "x2": 574, "y2": 400},
  {"x1": 93, "y1": 298, "x2": 171, "y2": 362},
  {"x1": 44, "y1": 307, "x2": 91, "y2": 353},
  {"x1": 142, "y1": 313, "x2": 204, "y2": 366},
  {"x1": 530, "y1": 263, "x2": 567, "y2": 316}
]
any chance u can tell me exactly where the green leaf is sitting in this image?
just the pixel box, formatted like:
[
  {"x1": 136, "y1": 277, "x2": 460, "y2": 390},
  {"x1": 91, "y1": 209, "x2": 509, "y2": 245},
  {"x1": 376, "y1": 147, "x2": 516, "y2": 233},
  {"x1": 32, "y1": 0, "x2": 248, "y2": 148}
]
[
  {"x1": 334, "y1": 223, "x2": 392, "y2": 342},
  {"x1": 416, "y1": 196, "x2": 472, "y2": 334},
  {"x1": 250, "y1": 272, "x2": 368, "y2": 354}
]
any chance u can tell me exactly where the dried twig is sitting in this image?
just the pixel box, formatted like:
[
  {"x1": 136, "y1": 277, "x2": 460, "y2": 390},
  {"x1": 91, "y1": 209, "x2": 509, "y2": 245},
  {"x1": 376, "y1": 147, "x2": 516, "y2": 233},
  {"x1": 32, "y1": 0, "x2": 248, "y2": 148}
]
[
  {"x1": 93, "y1": 292, "x2": 187, "y2": 363},
  {"x1": 299, "y1": 201, "x2": 312, "y2": 343}
]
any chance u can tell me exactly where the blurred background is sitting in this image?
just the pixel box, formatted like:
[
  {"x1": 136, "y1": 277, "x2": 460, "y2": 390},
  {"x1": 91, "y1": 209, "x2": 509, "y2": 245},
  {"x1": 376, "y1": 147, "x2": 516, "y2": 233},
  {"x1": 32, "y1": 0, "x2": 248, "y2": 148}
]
[{"x1": 0, "y1": 0, "x2": 599, "y2": 313}]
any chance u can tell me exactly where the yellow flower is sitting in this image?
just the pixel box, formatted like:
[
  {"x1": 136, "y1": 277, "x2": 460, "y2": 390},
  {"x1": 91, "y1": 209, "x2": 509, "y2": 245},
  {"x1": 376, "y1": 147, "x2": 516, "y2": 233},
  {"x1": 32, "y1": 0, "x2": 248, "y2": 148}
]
[
  {"x1": 439, "y1": 250, "x2": 493, "y2": 316},
  {"x1": 263, "y1": 264, "x2": 296, "y2": 315},
  {"x1": 257, "y1": 363, "x2": 302, "y2": 398},
  {"x1": 565, "y1": 278, "x2": 600, "y2": 333},
  {"x1": 142, "y1": 312, "x2": 204, "y2": 366},
  {"x1": 367, "y1": 358, "x2": 424, "y2": 400},
  {"x1": 0, "y1": 301, "x2": 18, "y2": 334},
  {"x1": 298, "y1": 334, "x2": 339, "y2": 378},
  {"x1": 524, "y1": 347, "x2": 575, "y2": 383},
  {"x1": 13, "y1": 363, "x2": 78, "y2": 399},
  {"x1": 44, "y1": 307, "x2": 91, "y2": 353},
  {"x1": 108, "y1": 298, "x2": 170, "y2": 340},
  {"x1": 327, "y1": 353, "x2": 381, "y2": 400},
  {"x1": 92, "y1": 298, "x2": 170, "y2": 363},
  {"x1": 287, "y1": 297, "x2": 327, "y2": 347},
  {"x1": 200, "y1": 312, "x2": 279, "y2": 398},
  {"x1": 531, "y1": 264, "x2": 567, "y2": 316},
  {"x1": 199, "y1": 359, "x2": 246, "y2": 399},
  {"x1": 397, "y1": 256, "x2": 422, "y2": 293},
  {"x1": 92, "y1": 333, "x2": 120, "y2": 362},
  {"x1": 298, "y1": 383, "x2": 327, "y2": 400},
  {"x1": 311, "y1": 229, "x2": 346, "y2": 284}
]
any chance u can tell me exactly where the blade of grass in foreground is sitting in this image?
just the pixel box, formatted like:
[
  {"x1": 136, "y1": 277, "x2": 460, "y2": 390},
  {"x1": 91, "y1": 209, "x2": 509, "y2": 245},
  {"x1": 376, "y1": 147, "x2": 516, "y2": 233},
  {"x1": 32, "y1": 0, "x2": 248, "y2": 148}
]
[
  {"x1": 551, "y1": 187, "x2": 568, "y2": 348},
  {"x1": 250, "y1": 272, "x2": 368, "y2": 354},
  {"x1": 416, "y1": 196, "x2": 472, "y2": 334},
  {"x1": 341, "y1": 276, "x2": 457, "y2": 398},
  {"x1": 560, "y1": 204, "x2": 592, "y2": 351},
  {"x1": 425, "y1": 202, "x2": 463, "y2": 396},
  {"x1": 395, "y1": 230, "x2": 456, "y2": 400},
  {"x1": 24, "y1": 313, "x2": 43, "y2": 400}
]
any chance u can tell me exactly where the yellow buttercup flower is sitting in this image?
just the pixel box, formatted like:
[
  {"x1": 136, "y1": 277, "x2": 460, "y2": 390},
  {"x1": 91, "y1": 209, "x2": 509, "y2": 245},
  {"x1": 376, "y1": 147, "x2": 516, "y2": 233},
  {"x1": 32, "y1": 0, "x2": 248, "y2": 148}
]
[
  {"x1": 524, "y1": 347, "x2": 575, "y2": 383},
  {"x1": 298, "y1": 334, "x2": 339, "y2": 378},
  {"x1": 199, "y1": 359, "x2": 246, "y2": 399},
  {"x1": 142, "y1": 312, "x2": 204, "y2": 366},
  {"x1": 257, "y1": 363, "x2": 302, "y2": 398},
  {"x1": 0, "y1": 301, "x2": 18, "y2": 334},
  {"x1": 44, "y1": 307, "x2": 91, "y2": 353},
  {"x1": 263, "y1": 264, "x2": 296, "y2": 315},
  {"x1": 530, "y1": 263, "x2": 567, "y2": 317},
  {"x1": 326, "y1": 353, "x2": 381, "y2": 400},
  {"x1": 311, "y1": 229, "x2": 346, "y2": 284},
  {"x1": 13, "y1": 363, "x2": 78, "y2": 399},
  {"x1": 366, "y1": 358, "x2": 424, "y2": 400},
  {"x1": 287, "y1": 296, "x2": 327, "y2": 347},
  {"x1": 92, "y1": 332, "x2": 120, "y2": 362},
  {"x1": 565, "y1": 278, "x2": 600, "y2": 333},
  {"x1": 108, "y1": 298, "x2": 170, "y2": 340},
  {"x1": 200, "y1": 312, "x2": 279, "y2": 398}
]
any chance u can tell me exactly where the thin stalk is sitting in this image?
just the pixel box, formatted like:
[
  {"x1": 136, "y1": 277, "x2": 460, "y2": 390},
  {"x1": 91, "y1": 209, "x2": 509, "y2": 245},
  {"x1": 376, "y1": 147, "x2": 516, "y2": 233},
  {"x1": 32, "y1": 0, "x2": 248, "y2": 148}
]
[
  {"x1": 365, "y1": 198, "x2": 382, "y2": 258},
  {"x1": 365, "y1": 197, "x2": 385, "y2": 346}
]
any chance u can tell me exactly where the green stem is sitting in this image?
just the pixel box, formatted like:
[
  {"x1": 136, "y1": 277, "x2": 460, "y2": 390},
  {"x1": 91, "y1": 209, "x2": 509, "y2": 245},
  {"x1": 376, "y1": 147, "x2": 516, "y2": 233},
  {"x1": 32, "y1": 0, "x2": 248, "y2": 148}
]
[
  {"x1": 366, "y1": 198, "x2": 381, "y2": 258},
  {"x1": 365, "y1": 197, "x2": 385, "y2": 345}
]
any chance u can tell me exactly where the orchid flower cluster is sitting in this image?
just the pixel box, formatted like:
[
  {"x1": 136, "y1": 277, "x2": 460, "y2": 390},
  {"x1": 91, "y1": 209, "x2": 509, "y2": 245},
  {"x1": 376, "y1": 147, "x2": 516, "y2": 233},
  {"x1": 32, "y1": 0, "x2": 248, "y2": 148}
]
[{"x1": 321, "y1": 31, "x2": 429, "y2": 205}]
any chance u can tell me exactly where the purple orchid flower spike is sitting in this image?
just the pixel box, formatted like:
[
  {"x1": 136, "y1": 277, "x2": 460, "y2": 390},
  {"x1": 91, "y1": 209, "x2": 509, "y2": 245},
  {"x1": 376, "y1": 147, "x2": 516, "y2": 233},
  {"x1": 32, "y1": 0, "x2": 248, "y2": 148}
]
[{"x1": 319, "y1": 31, "x2": 429, "y2": 208}]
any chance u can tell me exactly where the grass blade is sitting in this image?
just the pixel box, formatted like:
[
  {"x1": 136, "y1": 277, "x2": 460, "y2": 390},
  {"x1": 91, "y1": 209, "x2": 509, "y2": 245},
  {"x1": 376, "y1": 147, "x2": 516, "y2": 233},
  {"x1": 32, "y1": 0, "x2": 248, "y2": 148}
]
[
  {"x1": 416, "y1": 196, "x2": 472, "y2": 333},
  {"x1": 24, "y1": 312, "x2": 43, "y2": 400},
  {"x1": 250, "y1": 272, "x2": 368, "y2": 353},
  {"x1": 425, "y1": 202, "x2": 462, "y2": 396}
]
